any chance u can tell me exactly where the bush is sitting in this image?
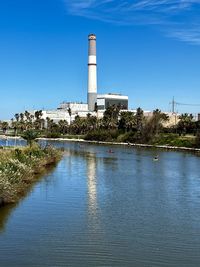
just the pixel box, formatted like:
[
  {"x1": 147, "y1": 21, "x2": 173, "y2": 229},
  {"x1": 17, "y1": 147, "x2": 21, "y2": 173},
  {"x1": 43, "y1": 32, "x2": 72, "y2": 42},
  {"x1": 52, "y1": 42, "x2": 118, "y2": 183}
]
[
  {"x1": 117, "y1": 131, "x2": 137, "y2": 143},
  {"x1": 152, "y1": 134, "x2": 178, "y2": 145},
  {"x1": 152, "y1": 134, "x2": 194, "y2": 147},
  {"x1": 195, "y1": 131, "x2": 200, "y2": 148},
  {"x1": 84, "y1": 129, "x2": 119, "y2": 142},
  {"x1": 46, "y1": 132, "x2": 61, "y2": 138},
  {"x1": 0, "y1": 146, "x2": 62, "y2": 204}
]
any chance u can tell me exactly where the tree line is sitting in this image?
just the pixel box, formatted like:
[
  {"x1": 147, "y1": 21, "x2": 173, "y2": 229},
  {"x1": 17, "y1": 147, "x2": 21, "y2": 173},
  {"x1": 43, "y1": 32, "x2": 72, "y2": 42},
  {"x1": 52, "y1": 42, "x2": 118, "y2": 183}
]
[{"x1": 0, "y1": 106, "x2": 200, "y2": 147}]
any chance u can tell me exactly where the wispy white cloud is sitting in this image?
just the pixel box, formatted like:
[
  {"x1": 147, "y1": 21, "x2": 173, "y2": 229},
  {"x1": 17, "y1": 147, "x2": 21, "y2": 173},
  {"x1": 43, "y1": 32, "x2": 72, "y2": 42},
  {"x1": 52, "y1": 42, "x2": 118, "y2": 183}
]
[
  {"x1": 64, "y1": 0, "x2": 200, "y2": 44},
  {"x1": 168, "y1": 26, "x2": 200, "y2": 44}
]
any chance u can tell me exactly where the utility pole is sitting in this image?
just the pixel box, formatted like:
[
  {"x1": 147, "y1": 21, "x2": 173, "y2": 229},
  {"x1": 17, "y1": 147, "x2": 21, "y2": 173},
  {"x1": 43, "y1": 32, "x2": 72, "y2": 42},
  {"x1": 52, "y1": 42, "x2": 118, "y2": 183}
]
[{"x1": 172, "y1": 96, "x2": 175, "y2": 114}]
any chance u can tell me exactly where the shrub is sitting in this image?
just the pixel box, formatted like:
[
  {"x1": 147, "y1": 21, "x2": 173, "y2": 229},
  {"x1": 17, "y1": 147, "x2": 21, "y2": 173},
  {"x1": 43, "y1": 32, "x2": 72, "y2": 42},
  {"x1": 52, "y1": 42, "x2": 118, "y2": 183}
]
[
  {"x1": 85, "y1": 130, "x2": 110, "y2": 141},
  {"x1": 152, "y1": 134, "x2": 194, "y2": 147},
  {"x1": 0, "y1": 146, "x2": 62, "y2": 204},
  {"x1": 117, "y1": 131, "x2": 137, "y2": 143},
  {"x1": 195, "y1": 131, "x2": 200, "y2": 148},
  {"x1": 46, "y1": 132, "x2": 61, "y2": 138}
]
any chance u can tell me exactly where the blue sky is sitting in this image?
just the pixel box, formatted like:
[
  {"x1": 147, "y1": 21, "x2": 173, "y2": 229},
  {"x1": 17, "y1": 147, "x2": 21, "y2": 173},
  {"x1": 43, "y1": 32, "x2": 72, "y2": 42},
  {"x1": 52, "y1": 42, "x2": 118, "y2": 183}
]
[{"x1": 0, "y1": 0, "x2": 200, "y2": 119}]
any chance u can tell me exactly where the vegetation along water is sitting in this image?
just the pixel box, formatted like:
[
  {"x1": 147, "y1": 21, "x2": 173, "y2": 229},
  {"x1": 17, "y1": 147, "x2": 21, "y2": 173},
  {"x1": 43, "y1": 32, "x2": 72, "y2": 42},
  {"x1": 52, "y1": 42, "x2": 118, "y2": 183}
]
[
  {"x1": 0, "y1": 143, "x2": 62, "y2": 206},
  {"x1": 1, "y1": 107, "x2": 200, "y2": 148}
]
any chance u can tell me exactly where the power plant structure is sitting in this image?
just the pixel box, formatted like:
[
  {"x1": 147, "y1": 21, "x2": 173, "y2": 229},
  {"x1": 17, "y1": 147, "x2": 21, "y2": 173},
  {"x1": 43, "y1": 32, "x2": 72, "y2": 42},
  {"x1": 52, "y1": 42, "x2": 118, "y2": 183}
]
[
  {"x1": 87, "y1": 33, "x2": 128, "y2": 111},
  {"x1": 24, "y1": 34, "x2": 129, "y2": 124},
  {"x1": 88, "y1": 34, "x2": 97, "y2": 111}
]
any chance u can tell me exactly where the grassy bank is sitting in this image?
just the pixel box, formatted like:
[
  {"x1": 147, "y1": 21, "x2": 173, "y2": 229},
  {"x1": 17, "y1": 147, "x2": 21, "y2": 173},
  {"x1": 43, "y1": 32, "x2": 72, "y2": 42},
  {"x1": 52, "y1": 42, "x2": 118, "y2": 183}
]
[
  {"x1": 84, "y1": 130, "x2": 200, "y2": 148},
  {"x1": 0, "y1": 145, "x2": 62, "y2": 206}
]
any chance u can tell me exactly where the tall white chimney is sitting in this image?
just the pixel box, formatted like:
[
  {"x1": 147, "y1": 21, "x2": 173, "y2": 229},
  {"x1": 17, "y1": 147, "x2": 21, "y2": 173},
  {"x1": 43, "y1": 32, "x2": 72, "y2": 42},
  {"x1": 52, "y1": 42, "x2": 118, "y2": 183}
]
[{"x1": 88, "y1": 34, "x2": 97, "y2": 111}]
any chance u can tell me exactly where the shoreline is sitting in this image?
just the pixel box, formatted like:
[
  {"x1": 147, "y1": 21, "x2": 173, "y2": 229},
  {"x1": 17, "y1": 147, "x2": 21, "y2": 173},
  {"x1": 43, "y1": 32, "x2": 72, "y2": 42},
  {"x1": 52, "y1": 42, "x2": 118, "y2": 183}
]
[
  {"x1": 1, "y1": 135, "x2": 200, "y2": 153},
  {"x1": 0, "y1": 135, "x2": 21, "y2": 139},
  {"x1": 37, "y1": 137, "x2": 200, "y2": 153}
]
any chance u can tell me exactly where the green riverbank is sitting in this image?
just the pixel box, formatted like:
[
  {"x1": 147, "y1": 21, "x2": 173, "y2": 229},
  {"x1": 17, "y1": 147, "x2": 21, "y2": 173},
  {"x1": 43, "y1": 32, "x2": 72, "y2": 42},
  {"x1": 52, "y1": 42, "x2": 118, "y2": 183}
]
[
  {"x1": 37, "y1": 136, "x2": 200, "y2": 153},
  {"x1": 0, "y1": 145, "x2": 62, "y2": 206}
]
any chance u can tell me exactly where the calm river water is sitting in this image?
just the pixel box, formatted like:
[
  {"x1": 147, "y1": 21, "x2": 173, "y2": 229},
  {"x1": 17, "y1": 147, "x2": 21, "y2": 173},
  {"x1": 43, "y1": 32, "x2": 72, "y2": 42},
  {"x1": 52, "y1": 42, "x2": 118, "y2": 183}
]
[{"x1": 0, "y1": 139, "x2": 200, "y2": 267}]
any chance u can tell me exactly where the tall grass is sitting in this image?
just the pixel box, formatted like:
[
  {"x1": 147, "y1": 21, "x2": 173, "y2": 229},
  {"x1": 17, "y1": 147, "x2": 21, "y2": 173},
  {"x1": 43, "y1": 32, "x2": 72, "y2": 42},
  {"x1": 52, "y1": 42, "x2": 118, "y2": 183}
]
[{"x1": 0, "y1": 145, "x2": 62, "y2": 205}]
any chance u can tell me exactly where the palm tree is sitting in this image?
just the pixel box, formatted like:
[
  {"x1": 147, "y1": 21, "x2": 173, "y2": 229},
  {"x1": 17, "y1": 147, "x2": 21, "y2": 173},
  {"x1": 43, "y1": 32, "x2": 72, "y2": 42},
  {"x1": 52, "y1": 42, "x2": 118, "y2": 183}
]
[
  {"x1": 23, "y1": 111, "x2": 32, "y2": 130},
  {"x1": 24, "y1": 110, "x2": 30, "y2": 121},
  {"x1": 71, "y1": 115, "x2": 85, "y2": 134},
  {"x1": 46, "y1": 117, "x2": 54, "y2": 132},
  {"x1": 22, "y1": 129, "x2": 39, "y2": 147},
  {"x1": 119, "y1": 111, "x2": 136, "y2": 132},
  {"x1": 15, "y1": 113, "x2": 20, "y2": 122},
  {"x1": 87, "y1": 115, "x2": 97, "y2": 130},
  {"x1": 135, "y1": 107, "x2": 144, "y2": 131},
  {"x1": 103, "y1": 105, "x2": 120, "y2": 130},
  {"x1": 18, "y1": 113, "x2": 25, "y2": 132},
  {"x1": 58, "y1": 120, "x2": 68, "y2": 134},
  {"x1": 94, "y1": 102, "x2": 98, "y2": 118},
  {"x1": 11, "y1": 121, "x2": 18, "y2": 135},
  {"x1": 34, "y1": 110, "x2": 43, "y2": 130},
  {"x1": 20, "y1": 113, "x2": 24, "y2": 122},
  {"x1": 12, "y1": 114, "x2": 21, "y2": 135},
  {"x1": 1, "y1": 121, "x2": 9, "y2": 134},
  {"x1": 67, "y1": 108, "x2": 72, "y2": 125}
]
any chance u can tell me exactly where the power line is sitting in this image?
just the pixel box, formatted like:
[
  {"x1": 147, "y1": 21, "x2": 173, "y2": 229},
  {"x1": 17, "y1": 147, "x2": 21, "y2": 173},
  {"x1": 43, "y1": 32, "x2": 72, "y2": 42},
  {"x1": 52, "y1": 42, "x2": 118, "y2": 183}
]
[
  {"x1": 176, "y1": 102, "x2": 200, "y2": 106},
  {"x1": 170, "y1": 97, "x2": 200, "y2": 113}
]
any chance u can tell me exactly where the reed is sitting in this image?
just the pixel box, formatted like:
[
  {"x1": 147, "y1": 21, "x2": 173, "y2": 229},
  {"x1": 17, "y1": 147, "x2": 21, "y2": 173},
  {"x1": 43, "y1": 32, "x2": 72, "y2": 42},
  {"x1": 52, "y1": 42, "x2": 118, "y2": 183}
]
[{"x1": 0, "y1": 145, "x2": 62, "y2": 205}]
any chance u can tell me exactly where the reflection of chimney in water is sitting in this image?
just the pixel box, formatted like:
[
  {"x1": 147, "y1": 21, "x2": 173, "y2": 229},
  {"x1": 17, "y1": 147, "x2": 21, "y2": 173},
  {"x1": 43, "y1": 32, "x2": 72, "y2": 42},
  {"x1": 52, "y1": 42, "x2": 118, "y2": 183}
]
[
  {"x1": 88, "y1": 34, "x2": 97, "y2": 111},
  {"x1": 87, "y1": 157, "x2": 97, "y2": 215}
]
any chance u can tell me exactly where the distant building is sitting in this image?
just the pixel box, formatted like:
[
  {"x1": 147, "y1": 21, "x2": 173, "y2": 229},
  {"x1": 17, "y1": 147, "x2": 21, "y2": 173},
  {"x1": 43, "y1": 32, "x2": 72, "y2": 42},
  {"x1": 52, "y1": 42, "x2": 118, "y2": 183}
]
[
  {"x1": 97, "y1": 93, "x2": 128, "y2": 110},
  {"x1": 28, "y1": 110, "x2": 71, "y2": 124},
  {"x1": 41, "y1": 110, "x2": 69, "y2": 123},
  {"x1": 58, "y1": 102, "x2": 88, "y2": 112},
  {"x1": 198, "y1": 113, "x2": 200, "y2": 121}
]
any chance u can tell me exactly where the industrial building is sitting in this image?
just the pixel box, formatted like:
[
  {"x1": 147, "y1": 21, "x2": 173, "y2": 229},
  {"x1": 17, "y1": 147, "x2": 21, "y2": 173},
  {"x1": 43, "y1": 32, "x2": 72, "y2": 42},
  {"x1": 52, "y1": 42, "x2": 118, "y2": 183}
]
[
  {"x1": 23, "y1": 34, "x2": 129, "y2": 123},
  {"x1": 58, "y1": 102, "x2": 88, "y2": 112},
  {"x1": 58, "y1": 33, "x2": 128, "y2": 114},
  {"x1": 97, "y1": 93, "x2": 128, "y2": 110}
]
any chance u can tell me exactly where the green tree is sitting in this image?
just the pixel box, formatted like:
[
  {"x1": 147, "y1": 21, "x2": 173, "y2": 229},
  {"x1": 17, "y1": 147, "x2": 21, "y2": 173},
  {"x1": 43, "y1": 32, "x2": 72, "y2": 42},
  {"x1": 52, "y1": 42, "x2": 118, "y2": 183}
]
[
  {"x1": 19, "y1": 113, "x2": 24, "y2": 122},
  {"x1": 58, "y1": 120, "x2": 68, "y2": 134},
  {"x1": 141, "y1": 109, "x2": 169, "y2": 143},
  {"x1": 14, "y1": 113, "x2": 20, "y2": 122},
  {"x1": 118, "y1": 111, "x2": 135, "y2": 132},
  {"x1": 11, "y1": 120, "x2": 18, "y2": 135},
  {"x1": 135, "y1": 108, "x2": 144, "y2": 133},
  {"x1": 177, "y1": 113, "x2": 194, "y2": 135},
  {"x1": 67, "y1": 108, "x2": 72, "y2": 125},
  {"x1": 87, "y1": 114, "x2": 98, "y2": 131},
  {"x1": 71, "y1": 115, "x2": 87, "y2": 134},
  {"x1": 34, "y1": 110, "x2": 43, "y2": 130},
  {"x1": 94, "y1": 102, "x2": 98, "y2": 113},
  {"x1": 103, "y1": 105, "x2": 120, "y2": 130},
  {"x1": 152, "y1": 109, "x2": 169, "y2": 135},
  {"x1": 1, "y1": 121, "x2": 9, "y2": 134},
  {"x1": 18, "y1": 113, "x2": 26, "y2": 132},
  {"x1": 22, "y1": 129, "x2": 39, "y2": 147},
  {"x1": 24, "y1": 110, "x2": 30, "y2": 121}
]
